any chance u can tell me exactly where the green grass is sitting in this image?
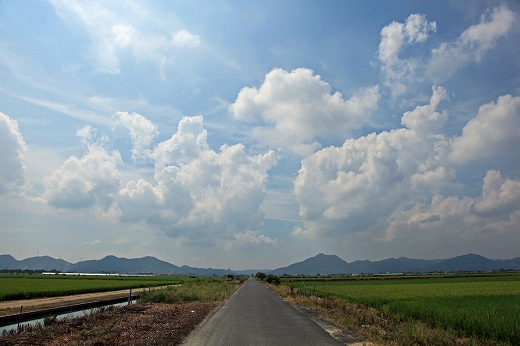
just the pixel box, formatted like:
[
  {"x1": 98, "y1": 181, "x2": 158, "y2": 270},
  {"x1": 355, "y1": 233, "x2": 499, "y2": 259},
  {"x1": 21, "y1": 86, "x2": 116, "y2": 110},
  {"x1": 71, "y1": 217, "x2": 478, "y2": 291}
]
[
  {"x1": 139, "y1": 277, "x2": 243, "y2": 303},
  {"x1": 0, "y1": 274, "x2": 185, "y2": 301},
  {"x1": 289, "y1": 276, "x2": 520, "y2": 344},
  {"x1": 389, "y1": 295, "x2": 520, "y2": 343}
]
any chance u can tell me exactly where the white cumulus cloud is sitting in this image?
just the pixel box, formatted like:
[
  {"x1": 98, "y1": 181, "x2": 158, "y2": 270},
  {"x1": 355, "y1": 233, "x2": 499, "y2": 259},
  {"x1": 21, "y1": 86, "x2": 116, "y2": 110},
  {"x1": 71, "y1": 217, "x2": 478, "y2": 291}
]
[
  {"x1": 377, "y1": 6, "x2": 515, "y2": 94},
  {"x1": 378, "y1": 14, "x2": 436, "y2": 96},
  {"x1": 115, "y1": 111, "x2": 158, "y2": 163},
  {"x1": 0, "y1": 111, "x2": 27, "y2": 194},
  {"x1": 473, "y1": 170, "x2": 520, "y2": 216},
  {"x1": 450, "y1": 94, "x2": 520, "y2": 162},
  {"x1": 384, "y1": 170, "x2": 520, "y2": 242},
  {"x1": 151, "y1": 115, "x2": 208, "y2": 167},
  {"x1": 117, "y1": 115, "x2": 278, "y2": 245},
  {"x1": 43, "y1": 141, "x2": 122, "y2": 210},
  {"x1": 225, "y1": 230, "x2": 278, "y2": 249},
  {"x1": 293, "y1": 87, "x2": 452, "y2": 237},
  {"x1": 293, "y1": 86, "x2": 520, "y2": 248},
  {"x1": 384, "y1": 194, "x2": 475, "y2": 242},
  {"x1": 230, "y1": 68, "x2": 379, "y2": 155}
]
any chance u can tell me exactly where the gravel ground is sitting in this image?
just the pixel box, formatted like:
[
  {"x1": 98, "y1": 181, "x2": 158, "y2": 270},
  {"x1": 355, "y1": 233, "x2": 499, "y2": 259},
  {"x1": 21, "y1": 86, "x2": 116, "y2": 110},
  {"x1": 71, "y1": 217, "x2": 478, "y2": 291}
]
[{"x1": 0, "y1": 302, "x2": 218, "y2": 346}]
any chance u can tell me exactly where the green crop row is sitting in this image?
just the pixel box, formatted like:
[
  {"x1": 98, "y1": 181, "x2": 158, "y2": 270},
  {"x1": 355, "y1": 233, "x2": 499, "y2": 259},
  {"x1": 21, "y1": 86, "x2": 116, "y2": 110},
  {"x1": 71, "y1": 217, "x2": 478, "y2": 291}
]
[
  {"x1": 291, "y1": 276, "x2": 520, "y2": 344},
  {"x1": 0, "y1": 274, "x2": 185, "y2": 301}
]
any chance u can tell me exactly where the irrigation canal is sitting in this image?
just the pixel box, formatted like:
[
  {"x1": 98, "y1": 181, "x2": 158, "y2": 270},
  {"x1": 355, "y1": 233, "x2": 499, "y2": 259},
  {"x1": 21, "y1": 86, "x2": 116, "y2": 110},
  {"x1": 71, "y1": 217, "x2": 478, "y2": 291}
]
[{"x1": 0, "y1": 295, "x2": 138, "y2": 334}]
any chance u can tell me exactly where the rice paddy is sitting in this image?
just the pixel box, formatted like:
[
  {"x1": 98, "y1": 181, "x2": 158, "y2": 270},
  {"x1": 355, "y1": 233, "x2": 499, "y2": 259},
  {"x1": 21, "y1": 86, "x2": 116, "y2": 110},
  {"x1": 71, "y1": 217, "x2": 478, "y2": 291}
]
[
  {"x1": 0, "y1": 274, "x2": 184, "y2": 301},
  {"x1": 289, "y1": 275, "x2": 520, "y2": 344}
]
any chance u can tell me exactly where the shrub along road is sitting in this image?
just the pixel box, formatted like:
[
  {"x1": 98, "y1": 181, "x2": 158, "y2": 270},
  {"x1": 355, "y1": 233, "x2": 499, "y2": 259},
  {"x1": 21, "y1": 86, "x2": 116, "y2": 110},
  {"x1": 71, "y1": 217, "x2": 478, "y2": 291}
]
[{"x1": 182, "y1": 278, "x2": 361, "y2": 345}]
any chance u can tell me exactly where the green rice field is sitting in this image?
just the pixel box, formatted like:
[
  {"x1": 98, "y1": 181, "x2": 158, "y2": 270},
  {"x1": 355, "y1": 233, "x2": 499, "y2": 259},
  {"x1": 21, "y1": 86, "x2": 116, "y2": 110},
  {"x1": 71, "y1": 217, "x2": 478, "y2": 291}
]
[
  {"x1": 0, "y1": 274, "x2": 185, "y2": 301},
  {"x1": 290, "y1": 275, "x2": 520, "y2": 344}
]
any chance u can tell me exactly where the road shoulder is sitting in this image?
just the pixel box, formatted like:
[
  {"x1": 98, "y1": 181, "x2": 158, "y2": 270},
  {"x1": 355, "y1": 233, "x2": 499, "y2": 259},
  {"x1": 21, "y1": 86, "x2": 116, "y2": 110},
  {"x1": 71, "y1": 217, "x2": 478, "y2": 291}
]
[{"x1": 290, "y1": 302, "x2": 369, "y2": 345}]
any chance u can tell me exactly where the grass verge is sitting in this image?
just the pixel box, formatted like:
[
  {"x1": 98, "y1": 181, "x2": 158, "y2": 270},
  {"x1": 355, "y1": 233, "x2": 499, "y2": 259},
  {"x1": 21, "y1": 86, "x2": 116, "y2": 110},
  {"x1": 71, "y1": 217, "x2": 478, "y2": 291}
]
[{"x1": 139, "y1": 276, "x2": 245, "y2": 304}]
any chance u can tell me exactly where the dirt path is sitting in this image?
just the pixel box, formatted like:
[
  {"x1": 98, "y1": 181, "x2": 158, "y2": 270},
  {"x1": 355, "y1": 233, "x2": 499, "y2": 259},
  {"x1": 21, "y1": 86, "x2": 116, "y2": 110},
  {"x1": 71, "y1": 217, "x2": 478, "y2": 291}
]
[{"x1": 0, "y1": 286, "x2": 169, "y2": 316}]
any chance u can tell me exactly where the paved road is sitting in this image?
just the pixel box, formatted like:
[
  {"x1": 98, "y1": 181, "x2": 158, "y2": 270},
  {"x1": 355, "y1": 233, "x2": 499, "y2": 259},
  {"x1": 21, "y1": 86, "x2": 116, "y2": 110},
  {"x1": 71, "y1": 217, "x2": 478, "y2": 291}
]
[{"x1": 182, "y1": 278, "x2": 346, "y2": 346}]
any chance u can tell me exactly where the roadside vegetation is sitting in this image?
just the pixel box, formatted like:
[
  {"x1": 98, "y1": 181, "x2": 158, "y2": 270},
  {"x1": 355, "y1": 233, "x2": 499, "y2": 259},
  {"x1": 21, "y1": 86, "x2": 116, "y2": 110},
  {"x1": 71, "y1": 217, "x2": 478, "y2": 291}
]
[
  {"x1": 268, "y1": 273, "x2": 520, "y2": 345},
  {"x1": 139, "y1": 276, "x2": 246, "y2": 304},
  {"x1": 0, "y1": 274, "x2": 185, "y2": 301},
  {"x1": 255, "y1": 272, "x2": 281, "y2": 285}
]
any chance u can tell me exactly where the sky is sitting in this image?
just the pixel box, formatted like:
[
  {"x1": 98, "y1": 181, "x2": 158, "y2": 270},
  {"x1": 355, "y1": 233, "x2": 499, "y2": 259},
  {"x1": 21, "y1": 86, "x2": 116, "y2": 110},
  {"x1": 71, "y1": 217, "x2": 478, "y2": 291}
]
[{"x1": 1, "y1": 0, "x2": 520, "y2": 270}]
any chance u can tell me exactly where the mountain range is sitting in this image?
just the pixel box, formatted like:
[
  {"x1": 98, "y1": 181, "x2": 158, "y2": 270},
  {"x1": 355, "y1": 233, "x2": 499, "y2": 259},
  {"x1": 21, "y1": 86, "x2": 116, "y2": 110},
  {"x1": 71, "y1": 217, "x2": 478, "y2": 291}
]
[
  {"x1": 0, "y1": 255, "x2": 233, "y2": 276},
  {"x1": 269, "y1": 253, "x2": 520, "y2": 275},
  {"x1": 1, "y1": 253, "x2": 519, "y2": 276}
]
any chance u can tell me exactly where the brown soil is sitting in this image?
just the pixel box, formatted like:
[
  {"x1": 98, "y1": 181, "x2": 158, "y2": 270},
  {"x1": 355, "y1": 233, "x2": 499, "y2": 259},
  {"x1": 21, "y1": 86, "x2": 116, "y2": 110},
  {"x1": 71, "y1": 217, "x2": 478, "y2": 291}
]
[
  {"x1": 0, "y1": 302, "x2": 217, "y2": 346},
  {"x1": 0, "y1": 287, "x2": 171, "y2": 317}
]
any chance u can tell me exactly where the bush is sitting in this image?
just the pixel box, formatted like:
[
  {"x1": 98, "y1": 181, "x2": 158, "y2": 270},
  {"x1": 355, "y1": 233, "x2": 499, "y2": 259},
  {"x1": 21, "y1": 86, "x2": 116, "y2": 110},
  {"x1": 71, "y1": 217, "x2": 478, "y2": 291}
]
[
  {"x1": 255, "y1": 272, "x2": 267, "y2": 281},
  {"x1": 265, "y1": 274, "x2": 281, "y2": 285}
]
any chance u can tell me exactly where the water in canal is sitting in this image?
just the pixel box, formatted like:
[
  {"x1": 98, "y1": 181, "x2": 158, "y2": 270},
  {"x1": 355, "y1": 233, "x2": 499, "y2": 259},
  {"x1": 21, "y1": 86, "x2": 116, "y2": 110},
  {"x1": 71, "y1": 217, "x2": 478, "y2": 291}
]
[{"x1": 0, "y1": 299, "x2": 136, "y2": 335}]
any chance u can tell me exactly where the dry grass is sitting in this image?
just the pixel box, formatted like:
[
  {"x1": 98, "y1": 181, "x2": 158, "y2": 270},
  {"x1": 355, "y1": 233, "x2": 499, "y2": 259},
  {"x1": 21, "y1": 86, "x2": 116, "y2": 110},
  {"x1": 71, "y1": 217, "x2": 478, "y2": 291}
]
[{"x1": 0, "y1": 303, "x2": 217, "y2": 345}]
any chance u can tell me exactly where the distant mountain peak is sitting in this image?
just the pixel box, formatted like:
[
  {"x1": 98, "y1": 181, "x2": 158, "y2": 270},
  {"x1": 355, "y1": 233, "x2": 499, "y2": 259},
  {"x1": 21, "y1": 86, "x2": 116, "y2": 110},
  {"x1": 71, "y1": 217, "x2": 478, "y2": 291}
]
[
  {"x1": 455, "y1": 253, "x2": 486, "y2": 259},
  {"x1": 314, "y1": 253, "x2": 338, "y2": 258},
  {"x1": 101, "y1": 255, "x2": 119, "y2": 260}
]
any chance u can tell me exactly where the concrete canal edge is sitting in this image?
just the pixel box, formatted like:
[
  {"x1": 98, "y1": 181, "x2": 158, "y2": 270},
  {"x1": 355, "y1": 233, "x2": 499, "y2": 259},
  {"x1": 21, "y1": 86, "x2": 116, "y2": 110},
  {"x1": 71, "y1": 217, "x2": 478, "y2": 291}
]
[{"x1": 0, "y1": 295, "x2": 138, "y2": 327}]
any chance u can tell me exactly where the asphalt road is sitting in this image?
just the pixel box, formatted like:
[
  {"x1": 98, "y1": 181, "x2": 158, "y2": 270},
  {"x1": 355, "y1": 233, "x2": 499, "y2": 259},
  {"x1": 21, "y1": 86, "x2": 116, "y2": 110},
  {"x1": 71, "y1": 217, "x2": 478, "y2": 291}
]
[{"x1": 182, "y1": 278, "x2": 347, "y2": 346}]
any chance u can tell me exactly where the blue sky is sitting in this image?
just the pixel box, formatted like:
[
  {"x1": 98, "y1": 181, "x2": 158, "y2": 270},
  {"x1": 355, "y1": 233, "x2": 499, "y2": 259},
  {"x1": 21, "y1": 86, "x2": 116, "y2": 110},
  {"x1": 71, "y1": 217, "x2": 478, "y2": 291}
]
[{"x1": 1, "y1": 0, "x2": 519, "y2": 270}]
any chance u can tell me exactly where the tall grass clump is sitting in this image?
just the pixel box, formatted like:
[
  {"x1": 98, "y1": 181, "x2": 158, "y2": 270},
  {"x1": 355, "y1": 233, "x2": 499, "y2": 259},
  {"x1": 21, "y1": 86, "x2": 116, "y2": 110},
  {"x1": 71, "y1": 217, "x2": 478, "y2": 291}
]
[{"x1": 139, "y1": 277, "x2": 241, "y2": 304}]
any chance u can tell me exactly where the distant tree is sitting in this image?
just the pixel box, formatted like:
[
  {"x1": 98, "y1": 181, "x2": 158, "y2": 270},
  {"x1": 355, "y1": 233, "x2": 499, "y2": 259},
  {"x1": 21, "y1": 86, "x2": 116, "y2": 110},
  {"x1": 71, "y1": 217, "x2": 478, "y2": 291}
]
[
  {"x1": 265, "y1": 274, "x2": 281, "y2": 285},
  {"x1": 255, "y1": 272, "x2": 267, "y2": 281}
]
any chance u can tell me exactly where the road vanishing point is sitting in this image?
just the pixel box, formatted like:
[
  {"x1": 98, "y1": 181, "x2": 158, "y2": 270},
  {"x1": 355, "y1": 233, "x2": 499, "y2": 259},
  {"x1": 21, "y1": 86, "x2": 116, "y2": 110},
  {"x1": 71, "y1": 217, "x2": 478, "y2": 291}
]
[{"x1": 182, "y1": 277, "x2": 365, "y2": 346}]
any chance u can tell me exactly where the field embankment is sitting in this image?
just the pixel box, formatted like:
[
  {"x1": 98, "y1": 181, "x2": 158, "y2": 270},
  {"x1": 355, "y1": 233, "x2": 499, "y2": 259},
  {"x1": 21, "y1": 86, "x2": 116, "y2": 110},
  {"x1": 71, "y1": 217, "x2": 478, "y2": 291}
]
[{"x1": 270, "y1": 274, "x2": 520, "y2": 345}]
